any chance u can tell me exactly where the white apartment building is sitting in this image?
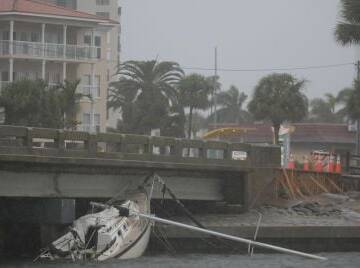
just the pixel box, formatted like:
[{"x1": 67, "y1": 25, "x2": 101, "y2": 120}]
[{"x1": 0, "y1": 0, "x2": 121, "y2": 132}]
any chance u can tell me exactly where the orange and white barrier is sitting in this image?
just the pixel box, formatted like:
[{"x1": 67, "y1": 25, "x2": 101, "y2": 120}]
[
  {"x1": 287, "y1": 154, "x2": 295, "y2": 169},
  {"x1": 335, "y1": 155, "x2": 341, "y2": 173},
  {"x1": 328, "y1": 154, "x2": 335, "y2": 173},
  {"x1": 314, "y1": 156, "x2": 323, "y2": 173},
  {"x1": 303, "y1": 156, "x2": 309, "y2": 171}
]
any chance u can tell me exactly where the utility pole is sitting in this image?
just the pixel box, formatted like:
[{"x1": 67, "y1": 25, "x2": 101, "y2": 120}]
[
  {"x1": 356, "y1": 61, "x2": 360, "y2": 155},
  {"x1": 213, "y1": 47, "x2": 218, "y2": 129}
]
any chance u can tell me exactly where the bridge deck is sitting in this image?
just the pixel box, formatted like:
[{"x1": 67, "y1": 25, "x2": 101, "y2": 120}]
[{"x1": 0, "y1": 125, "x2": 280, "y2": 203}]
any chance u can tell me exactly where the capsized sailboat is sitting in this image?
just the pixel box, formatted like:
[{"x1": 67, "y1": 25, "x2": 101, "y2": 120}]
[
  {"x1": 38, "y1": 174, "x2": 326, "y2": 262},
  {"x1": 40, "y1": 188, "x2": 150, "y2": 261}
]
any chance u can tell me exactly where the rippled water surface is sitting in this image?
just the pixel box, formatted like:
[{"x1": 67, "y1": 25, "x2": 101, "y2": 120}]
[{"x1": 1, "y1": 253, "x2": 360, "y2": 268}]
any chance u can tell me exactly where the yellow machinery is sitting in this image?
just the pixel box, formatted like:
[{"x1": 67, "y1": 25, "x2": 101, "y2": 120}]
[{"x1": 202, "y1": 127, "x2": 256, "y2": 140}]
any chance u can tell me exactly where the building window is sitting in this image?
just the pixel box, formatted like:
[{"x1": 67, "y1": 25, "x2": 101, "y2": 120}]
[
  {"x1": 1, "y1": 72, "x2": 9, "y2": 81},
  {"x1": 82, "y1": 75, "x2": 100, "y2": 97},
  {"x1": 20, "y1": 32, "x2": 29, "y2": 42},
  {"x1": 31, "y1": 32, "x2": 40, "y2": 42},
  {"x1": 94, "y1": 114, "x2": 101, "y2": 132},
  {"x1": 2, "y1": 31, "x2": 9, "y2": 40},
  {"x1": 94, "y1": 36, "x2": 101, "y2": 58},
  {"x1": 83, "y1": 113, "x2": 91, "y2": 125},
  {"x1": 96, "y1": 12, "x2": 110, "y2": 19},
  {"x1": 96, "y1": 0, "x2": 110, "y2": 5},
  {"x1": 84, "y1": 35, "x2": 91, "y2": 45},
  {"x1": 82, "y1": 113, "x2": 100, "y2": 132}
]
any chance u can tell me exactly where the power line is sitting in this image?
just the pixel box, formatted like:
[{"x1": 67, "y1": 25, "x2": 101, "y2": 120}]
[{"x1": 181, "y1": 62, "x2": 355, "y2": 72}]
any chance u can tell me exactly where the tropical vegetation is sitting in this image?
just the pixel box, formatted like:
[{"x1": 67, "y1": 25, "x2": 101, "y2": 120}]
[
  {"x1": 108, "y1": 60, "x2": 184, "y2": 136},
  {"x1": 208, "y1": 85, "x2": 251, "y2": 124},
  {"x1": 0, "y1": 79, "x2": 82, "y2": 129},
  {"x1": 178, "y1": 74, "x2": 211, "y2": 139},
  {"x1": 248, "y1": 73, "x2": 308, "y2": 144}
]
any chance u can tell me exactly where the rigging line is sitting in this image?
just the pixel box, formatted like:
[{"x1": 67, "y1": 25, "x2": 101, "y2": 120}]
[{"x1": 180, "y1": 62, "x2": 355, "y2": 72}]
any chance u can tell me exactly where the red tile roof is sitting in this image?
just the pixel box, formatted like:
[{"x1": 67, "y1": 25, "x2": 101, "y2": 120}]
[
  {"x1": 0, "y1": 0, "x2": 118, "y2": 24},
  {"x1": 208, "y1": 123, "x2": 356, "y2": 144}
]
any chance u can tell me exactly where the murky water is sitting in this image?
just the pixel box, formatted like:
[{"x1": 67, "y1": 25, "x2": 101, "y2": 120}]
[{"x1": 1, "y1": 253, "x2": 359, "y2": 268}]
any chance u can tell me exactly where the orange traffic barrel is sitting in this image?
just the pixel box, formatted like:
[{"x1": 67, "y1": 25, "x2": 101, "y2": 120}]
[
  {"x1": 328, "y1": 154, "x2": 335, "y2": 173},
  {"x1": 303, "y1": 156, "x2": 309, "y2": 171},
  {"x1": 287, "y1": 154, "x2": 295, "y2": 169},
  {"x1": 314, "y1": 156, "x2": 323, "y2": 173},
  {"x1": 335, "y1": 155, "x2": 342, "y2": 173}
]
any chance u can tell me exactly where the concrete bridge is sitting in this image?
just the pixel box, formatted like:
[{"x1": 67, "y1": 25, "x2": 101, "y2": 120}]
[
  {"x1": 0, "y1": 125, "x2": 280, "y2": 206},
  {"x1": 0, "y1": 125, "x2": 279, "y2": 255}
]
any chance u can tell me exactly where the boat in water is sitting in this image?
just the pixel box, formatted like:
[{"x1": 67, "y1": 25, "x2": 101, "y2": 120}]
[
  {"x1": 37, "y1": 175, "x2": 326, "y2": 262},
  {"x1": 40, "y1": 188, "x2": 150, "y2": 261}
]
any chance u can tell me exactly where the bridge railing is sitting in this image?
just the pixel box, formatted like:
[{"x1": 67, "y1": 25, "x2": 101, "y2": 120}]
[{"x1": 0, "y1": 125, "x2": 280, "y2": 168}]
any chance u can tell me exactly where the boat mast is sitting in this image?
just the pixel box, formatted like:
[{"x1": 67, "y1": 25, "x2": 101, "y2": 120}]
[{"x1": 131, "y1": 211, "x2": 327, "y2": 261}]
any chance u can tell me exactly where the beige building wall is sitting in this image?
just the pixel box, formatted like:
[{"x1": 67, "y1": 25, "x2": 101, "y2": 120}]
[
  {"x1": 29, "y1": 0, "x2": 121, "y2": 132},
  {"x1": 76, "y1": 0, "x2": 121, "y2": 129}
]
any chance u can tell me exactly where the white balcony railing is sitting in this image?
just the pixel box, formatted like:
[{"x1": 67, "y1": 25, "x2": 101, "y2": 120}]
[
  {"x1": 78, "y1": 124, "x2": 100, "y2": 133},
  {"x1": 0, "y1": 81, "x2": 61, "y2": 92},
  {"x1": 0, "y1": 40, "x2": 100, "y2": 61}
]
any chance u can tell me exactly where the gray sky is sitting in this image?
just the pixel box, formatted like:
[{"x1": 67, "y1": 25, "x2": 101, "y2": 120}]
[{"x1": 119, "y1": 0, "x2": 357, "y2": 99}]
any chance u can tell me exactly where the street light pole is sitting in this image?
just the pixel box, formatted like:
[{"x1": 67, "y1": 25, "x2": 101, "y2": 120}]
[
  {"x1": 213, "y1": 47, "x2": 218, "y2": 129},
  {"x1": 356, "y1": 61, "x2": 360, "y2": 155}
]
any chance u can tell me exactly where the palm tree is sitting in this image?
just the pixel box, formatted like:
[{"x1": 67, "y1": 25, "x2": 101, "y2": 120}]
[
  {"x1": 208, "y1": 85, "x2": 250, "y2": 124},
  {"x1": 335, "y1": 0, "x2": 360, "y2": 45},
  {"x1": 248, "y1": 73, "x2": 308, "y2": 144},
  {"x1": 309, "y1": 98, "x2": 336, "y2": 123},
  {"x1": 324, "y1": 93, "x2": 337, "y2": 114},
  {"x1": 109, "y1": 60, "x2": 184, "y2": 134},
  {"x1": 178, "y1": 74, "x2": 211, "y2": 140},
  {"x1": 335, "y1": 0, "x2": 360, "y2": 153},
  {"x1": 108, "y1": 78, "x2": 140, "y2": 133},
  {"x1": 58, "y1": 80, "x2": 82, "y2": 130},
  {"x1": 336, "y1": 87, "x2": 353, "y2": 120},
  {"x1": 206, "y1": 75, "x2": 221, "y2": 115}
]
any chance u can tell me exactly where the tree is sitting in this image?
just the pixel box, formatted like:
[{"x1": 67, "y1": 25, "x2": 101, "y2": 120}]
[
  {"x1": 108, "y1": 60, "x2": 184, "y2": 135},
  {"x1": 346, "y1": 80, "x2": 360, "y2": 154},
  {"x1": 335, "y1": 0, "x2": 360, "y2": 153},
  {"x1": 336, "y1": 87, "x2": 353, "y2": 120},
  {"x1": 188, "y1": 112, "x2": 207, "y2": 138},
  {"x1": 178, "y1": 74, "x2": 211, "y2": 139},
  {"x1": 0, "y1": 79, "x2": 61, "y2": 128},
  {"x1": 309, "y1": 98, "x2": 336, "y2": 123},
  {"x1": 346, "y1": 79, "x2": 360, "y2": 121},
  {"x1": 0, "y1": 79, "x2": 82, "y2": 129},
  {"x1": 307, "y1": 91, "x2": 352, "y2": 123},
  {"x1": 58, "y1": 80, "x2": 82, "y2": 130},
  {"x1": 335, "y1": 0, "x2": 360, "y2": 45},
  {"x1": 248, "y1": 73, "x2": 308, "y2": 144},
  {"x1": 206, "y1": 75, "x2": 221, "y2": 115},
  {"x1": 208, "y1": 85, "x2": 251, "y2": 124}
]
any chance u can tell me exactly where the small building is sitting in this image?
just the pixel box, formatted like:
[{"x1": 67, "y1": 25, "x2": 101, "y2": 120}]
[{"x1": 207, "y1": 123, "x2": 356, "y2": 159}]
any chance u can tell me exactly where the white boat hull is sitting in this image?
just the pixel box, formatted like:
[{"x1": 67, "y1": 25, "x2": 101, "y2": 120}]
[{"x1": 43, "y1": 188, "x2": 151, "y2": 262}]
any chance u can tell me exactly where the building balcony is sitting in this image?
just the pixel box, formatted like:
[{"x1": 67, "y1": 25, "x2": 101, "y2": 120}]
[
  {"x1": 78, "y1": 124, "x2": 100, "y2": 133},
  {"x1": 0, "y1": 40, "x2": 100, "y2": 62}
]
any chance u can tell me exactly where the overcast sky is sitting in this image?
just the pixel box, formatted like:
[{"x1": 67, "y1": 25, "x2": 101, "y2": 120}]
[{"x1": 119, "y1": 0, "x2": 358, "y2": 99}]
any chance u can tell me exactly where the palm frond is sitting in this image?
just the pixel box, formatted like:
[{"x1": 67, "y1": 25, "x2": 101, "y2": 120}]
[{"x1": 335, "y1": 22, "x2": 360, "y2": 45}]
